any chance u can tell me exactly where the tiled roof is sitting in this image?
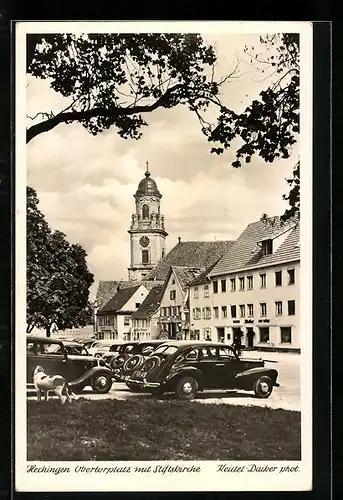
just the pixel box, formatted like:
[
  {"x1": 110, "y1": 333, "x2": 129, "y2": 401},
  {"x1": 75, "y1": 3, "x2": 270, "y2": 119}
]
[
  {"x1": 172, "y1": 266, "x2": 205, "y2": 290},
  {"x1": 209, "y1": 219, "x2": 300, "y2": 277},
  {"x1": 144, "y1": 240, "x2": 234, "y2": 281},
  {"x1": 187, "y1": 258, "x2": 223, "y2": 286},
  {"x1": 131, "y1": 285, "x2": 164, "y2": 320},
  {"x1": 99, "y1": 285, "x2": 141, "y2": 313},
  {"x1": 96, "y1": 280, "x2": 163, "y2": 309}
]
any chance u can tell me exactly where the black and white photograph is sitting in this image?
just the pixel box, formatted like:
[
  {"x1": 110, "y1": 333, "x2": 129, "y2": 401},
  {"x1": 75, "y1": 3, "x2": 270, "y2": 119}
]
[{"x1": 15, "y1": 21, "x2": 313, "y2": 492}]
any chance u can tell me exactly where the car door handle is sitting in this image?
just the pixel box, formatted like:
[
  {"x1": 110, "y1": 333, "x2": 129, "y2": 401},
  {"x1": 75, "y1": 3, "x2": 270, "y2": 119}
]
[{"x1": 215, "y1": 363, "x2": 225, "y2": 367}]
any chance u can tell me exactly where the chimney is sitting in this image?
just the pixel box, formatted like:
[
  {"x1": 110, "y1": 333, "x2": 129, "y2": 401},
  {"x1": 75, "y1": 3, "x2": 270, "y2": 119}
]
[{"x1": 178, "y1": 236, "x2": 181, "y2": 243}]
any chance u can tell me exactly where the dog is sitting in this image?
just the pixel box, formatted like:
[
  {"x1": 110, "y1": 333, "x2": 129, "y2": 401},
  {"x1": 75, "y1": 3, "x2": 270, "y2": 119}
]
[{"x1": 33, "y1": 365, "x2": 78, "y2": 404}]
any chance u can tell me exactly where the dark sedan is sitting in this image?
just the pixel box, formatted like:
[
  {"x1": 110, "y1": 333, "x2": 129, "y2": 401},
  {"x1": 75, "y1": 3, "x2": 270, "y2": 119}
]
[{"x1": 127, "y1": 341, "x2": 279, "y2": 400}]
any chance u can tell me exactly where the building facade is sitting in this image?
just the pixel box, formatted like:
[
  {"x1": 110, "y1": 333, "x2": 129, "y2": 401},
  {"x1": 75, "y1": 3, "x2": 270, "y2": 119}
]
[
  {"x1": 128, "y1": 163, "x2": 168, "y2": 281},
  {"x1": 96, "y1": 284, "x2": 149, "y2": 340},
  {"x1": 189, "y1": 220, "x2": 300, "y2": 351},
  {"x1": 131, "y1": 285, "x2": 164, "y2": 340}
]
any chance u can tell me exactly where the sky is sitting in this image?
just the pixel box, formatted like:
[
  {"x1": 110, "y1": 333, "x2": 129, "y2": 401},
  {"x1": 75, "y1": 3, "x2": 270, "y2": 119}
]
[{"x1": 26, "y1": 31, "x2": 299, "y2": 298}]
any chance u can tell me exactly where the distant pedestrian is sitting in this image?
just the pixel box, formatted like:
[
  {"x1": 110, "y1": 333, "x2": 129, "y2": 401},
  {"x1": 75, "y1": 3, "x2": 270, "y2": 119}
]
[
  {"x1": 220, "y1": 336, "x2": 224, "y2": 343},
  {"x1": 205, "y1": 335, "x2": 212, "y2": 341}
]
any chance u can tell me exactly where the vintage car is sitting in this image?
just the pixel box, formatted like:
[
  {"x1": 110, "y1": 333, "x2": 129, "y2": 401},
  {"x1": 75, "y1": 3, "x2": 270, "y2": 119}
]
[
  {"x1": 27, "y1": 336, "x2": 113, "y2": 393},
  {"x1": 112, "y1": 340, "x2": 167, "y2": 383},
  {"x1": 126, "y1": 341, "x2": 279, "y2": 400},
  {"x1": 101, "y1": 341, "x2": 139, "y2": 366},
  {"x1": 87, "y1": 340, "x2": 125, "y2": 357}
]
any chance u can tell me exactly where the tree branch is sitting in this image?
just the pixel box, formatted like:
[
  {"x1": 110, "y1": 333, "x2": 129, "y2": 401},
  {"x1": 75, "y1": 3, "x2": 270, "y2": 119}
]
[{"x1": 26, "y1": 84, "x2": 183, "y2": 143}]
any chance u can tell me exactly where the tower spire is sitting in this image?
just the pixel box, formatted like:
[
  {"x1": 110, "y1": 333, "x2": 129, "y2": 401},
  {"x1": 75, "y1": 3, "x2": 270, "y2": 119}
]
[{"x1": 145, "y1": 160, "x2": 150, "y2": 176}]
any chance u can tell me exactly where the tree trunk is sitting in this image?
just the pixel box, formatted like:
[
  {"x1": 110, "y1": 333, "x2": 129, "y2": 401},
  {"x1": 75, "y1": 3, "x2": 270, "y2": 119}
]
[{"x1": 46, "y1": 325, "x2": 51, "y2": 337}]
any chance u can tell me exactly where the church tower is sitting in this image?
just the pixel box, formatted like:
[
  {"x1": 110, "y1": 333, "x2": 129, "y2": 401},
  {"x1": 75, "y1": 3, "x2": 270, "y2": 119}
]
[{"x1": 128, "y1": 162, "x2": 168, "y2": 281}]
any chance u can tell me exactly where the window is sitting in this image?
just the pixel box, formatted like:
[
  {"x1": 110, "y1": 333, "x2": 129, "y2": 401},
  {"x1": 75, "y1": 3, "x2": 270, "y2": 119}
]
[
  {"x1": 177, "y1": 306, "x2": 181, "y2": 316},
  {"x1": 203, "y1": 328, "x2": 212, "y2": 340},
  {"x1": 275, "y1": 271, "x2": 282, "y2": 286},
  {"x1": 167, "y1": 306, "x2": 171, "y2": 316},
  {"x1": 142, "y1": 204, "x2": 149, "y2": 219},
  {"x1": 172, "y1": 279, "x2": 175, "y2": 285},
  {"x1": 259, "y1": 327, "x2": 270, "y2": 342},
  {"x1": 213, "y1": 281, "x2": 218, "y2": 293},
  {"x1": 247, "y1": 276, "x2": 253, "y2": 289},
  {"x1": 260, "y1": 303, "x2": 267, "y2": 317},
  {"x1": 230, "y1": 278, "x2": 236, "y2": 291},
  {"x1": 262, "y1": 239, "x2": 273, "y2": 255},
  {"x1": 142, "y1": 250, "x2": 149, "y2": 264},
  {"x1": 213, "y1": 307, "x2": 219, "y2": 319},
  {"x1": 288, "y1": 269, "x2": 295, "y2": 285},
  {"x1": 239, "y1": 304, "x2": 245, "y2": 317},
  {"x1": 124, "y1": 316, "x2": 130, "y2": 326},
  {"x1": 204, "y1": 284, "x2": 209, "y2": 298},
  {"x1": 194, "y1": 286, "x2": 199, "y2": 299},
  {"x1": 221, "y1": 279, "x2": 227, "y2": 292},
  {"x1": 218, "y1": 347, "x2": 235, "y2": 359},
  {"x1": 194, "y1": 308, "x2": 201, "y2": 320},
  {"x1": 260, "y1": 273, "x2": 266, "y2": 288},
  {"x1": 275, "y1": 301, "x2": 283, "y2": 316},
  {"x1": 247, "y1": 304, "x2": 254, "y2": 317},
  {"x1": 135, "y1": 303, "x2": 140, "y2": 308},
  {"x1": 288, "y1": 300, "x2": 295, "y2": 315},
  {"x1": 221, "y1": 306, "x2": 227, "y2": 318},
  {"x1": 239, "y1": 277, "x2": 245, "y2": 290},
  {"x1": 194, "y1": 330, "x2": 200, "y2": 340},
  {"x1": 170, "y1": 290, "x2": 176, "y2": 300},
  {"x1": 231, "y1": 305, "x2": 237, "y2": 318},
  {"x1": 172, "y1": 306, "x2": 176, "y2": 316},
  {"x1": 203, "y1": 307, "x2": 211, "y2": 320},
  {"x1": 280, "y1": 327, "x2": 292, "y2": 343},
  {"x1": 162, "y1": 249, "x2": 165, "y2": 258}
]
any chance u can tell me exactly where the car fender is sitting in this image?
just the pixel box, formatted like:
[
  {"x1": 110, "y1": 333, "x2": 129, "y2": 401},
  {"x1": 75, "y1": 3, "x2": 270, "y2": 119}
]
[
  {"x1": 164, "y1": 367, "x2": 205, "y2": 389},
  {"x1": 69, "y1": 365, "x2": 112, "y2": 387},
  {"x1": 235, "y1": 367, "x2": 278, "y2": 385}
]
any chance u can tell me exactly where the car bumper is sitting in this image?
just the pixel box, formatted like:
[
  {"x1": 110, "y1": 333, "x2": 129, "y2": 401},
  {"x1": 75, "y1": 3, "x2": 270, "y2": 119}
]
[{"x1": 127, "y1": 379, "x2": 161, "y2": 388}]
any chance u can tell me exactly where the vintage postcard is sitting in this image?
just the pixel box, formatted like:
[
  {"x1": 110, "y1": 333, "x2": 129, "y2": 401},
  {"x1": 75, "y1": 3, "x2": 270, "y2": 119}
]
[{"x1": 15, "y1": 21, "x2": 313, "y2": 492}]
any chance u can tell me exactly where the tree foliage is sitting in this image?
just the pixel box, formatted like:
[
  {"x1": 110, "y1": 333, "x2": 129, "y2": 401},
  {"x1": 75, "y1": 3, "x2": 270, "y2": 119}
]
[
  {"x1": 27, "y1": 33, "x2": 300, "y2": 220},
  {"x1": 27, "y1": 187, "x2": 94, "y2": 336}
]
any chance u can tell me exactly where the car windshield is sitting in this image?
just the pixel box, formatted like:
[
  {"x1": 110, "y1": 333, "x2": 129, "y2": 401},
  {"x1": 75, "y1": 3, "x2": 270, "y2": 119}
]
[
  {"x1": 65, "y1": 345, "x2": 89, "y2": 356},
  {"x1": 153, "y1": 345, "x2": 178, "y2": 356}
]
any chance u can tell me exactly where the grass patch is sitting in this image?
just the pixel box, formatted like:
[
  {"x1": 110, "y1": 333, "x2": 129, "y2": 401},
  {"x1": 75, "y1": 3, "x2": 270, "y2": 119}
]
[{"x1": 27, "y1": 399, "x2": 300, "y2": 461}]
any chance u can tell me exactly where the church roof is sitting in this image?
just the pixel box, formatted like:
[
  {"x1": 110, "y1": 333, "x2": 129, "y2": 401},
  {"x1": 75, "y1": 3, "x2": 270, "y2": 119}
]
[
  {"x1": 131, "y1": 285, "x2": 164, "y2": 320},
  {"x1": 209, "y1": 219, "x2": 300, "y2": 277},
  {"x1": 135, "y1": 170, "x2": 161, "y2": 197},
  {"x1": 144, "y1": 240, "x2": 235, "y2": 281},
  {"x1": 99, "y1": 285, "x2": 142, "y2": 313},
  {"x1": 96, "y1": 280, "x2": 164, "y2": 309}
]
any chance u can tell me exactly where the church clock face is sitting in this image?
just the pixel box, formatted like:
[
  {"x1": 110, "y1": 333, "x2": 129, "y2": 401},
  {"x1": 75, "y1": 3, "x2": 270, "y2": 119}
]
[{"x1": 139, "y1": 236, "x2": 150, "y2": 248}]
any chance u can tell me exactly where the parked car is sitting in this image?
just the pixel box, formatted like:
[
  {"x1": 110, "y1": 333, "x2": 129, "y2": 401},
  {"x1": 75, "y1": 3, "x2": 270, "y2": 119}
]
[
  {"x1": 47, "y1": 340, "x2": 92, "y2": 357},
  {"x1": 102, "y1": 341, "x2": 139, "y2": 366},
  {"x1": 112, "y1": 340, "x2": 167, "y2": 382},
  {"x1": 126, "y1": 341, "x2": 279, "y2": 400},
  {"x1": 87, "y1": 340, "x2": 123, "y2": 357},
  {"x1": 27, "y1": 336, "x2": 113, "y2": 394}
]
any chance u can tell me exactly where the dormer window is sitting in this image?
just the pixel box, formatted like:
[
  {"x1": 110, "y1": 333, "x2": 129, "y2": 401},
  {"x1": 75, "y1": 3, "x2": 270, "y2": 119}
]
[{"x1": 261, "y1": 239, "x2": 273, "y2": 255}]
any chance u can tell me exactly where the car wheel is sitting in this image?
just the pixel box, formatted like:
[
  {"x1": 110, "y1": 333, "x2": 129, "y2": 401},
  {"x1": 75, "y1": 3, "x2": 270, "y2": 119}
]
[
  {"x1": 141, "y1": 356, "x2": 161, "y2": 374},
  {"x1": 253, "y1": 375, "x2": 273, "y2": 398},
  {"x1": 175, "y1": 376, "x2": 198, "y2": 400},
  {"x1": 123, "y1": 354, "x2": 144, "y2": 373},
  {"x1": 112, "y1": 354, "x2": 128, "y2": 369},
  {"x1": 91, "y1": 372, "x2": 112, "y2": 394}
]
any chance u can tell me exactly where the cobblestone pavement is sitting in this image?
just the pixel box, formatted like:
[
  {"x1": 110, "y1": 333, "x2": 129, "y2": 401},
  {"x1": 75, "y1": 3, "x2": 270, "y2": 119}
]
[{"x1": 27, "y1": 351, "x2": 301, "y2": 411}]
